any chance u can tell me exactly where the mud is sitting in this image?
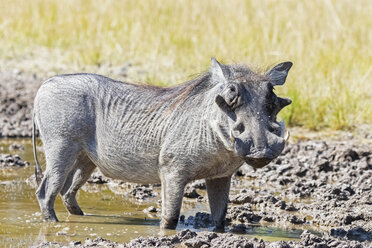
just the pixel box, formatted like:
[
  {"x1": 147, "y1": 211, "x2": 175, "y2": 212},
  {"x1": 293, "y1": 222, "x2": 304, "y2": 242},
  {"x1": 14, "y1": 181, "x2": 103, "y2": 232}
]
[
  {"x1": 0, "y1": 71, "x2": 41, "y2": 138},
  {"x1": 0, "y1": 153, "x2": 30, "y2": 167},
  {"x1": 32, "y1": 228, "x2": 368, "y2": 247},
  {"x1": 226, "y1": 140, "x2": 372, "y2": 235}
]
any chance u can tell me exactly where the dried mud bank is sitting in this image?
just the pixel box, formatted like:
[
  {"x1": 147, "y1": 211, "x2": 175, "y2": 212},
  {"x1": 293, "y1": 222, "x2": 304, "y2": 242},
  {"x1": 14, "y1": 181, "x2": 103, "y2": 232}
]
[
  {"x1": 0, "y1": 71, "x2": 41, "y2": 137},
  {"x1": 228, "y1": 140, "x2": 371, "y2": 236},
  {"x1": 33, "y1": 229, "x2": 368, "y2": 248}
]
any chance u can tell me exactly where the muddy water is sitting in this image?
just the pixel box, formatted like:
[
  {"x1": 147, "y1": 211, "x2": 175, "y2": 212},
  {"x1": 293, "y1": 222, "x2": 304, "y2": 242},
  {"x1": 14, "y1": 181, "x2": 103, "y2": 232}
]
[{"x1": 0, "y1": 139, "x2": 312, "y2": 247}]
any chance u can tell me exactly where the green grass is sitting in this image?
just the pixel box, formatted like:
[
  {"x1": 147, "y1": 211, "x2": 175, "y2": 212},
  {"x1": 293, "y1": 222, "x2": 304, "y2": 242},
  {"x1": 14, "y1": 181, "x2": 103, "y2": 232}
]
[{"x1": 0, "y1": 0, "x2": 371, "y2": 130}]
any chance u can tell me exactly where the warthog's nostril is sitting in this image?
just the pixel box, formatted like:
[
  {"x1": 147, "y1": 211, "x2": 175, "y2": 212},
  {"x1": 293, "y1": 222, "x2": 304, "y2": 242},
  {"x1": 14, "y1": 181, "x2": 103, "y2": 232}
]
[
  {"x1": 268, "y1": 122, "x2": 282, "y2": 136},
  {"x1": 233, "y1": 123, "x2": 245, "y2": 134}
]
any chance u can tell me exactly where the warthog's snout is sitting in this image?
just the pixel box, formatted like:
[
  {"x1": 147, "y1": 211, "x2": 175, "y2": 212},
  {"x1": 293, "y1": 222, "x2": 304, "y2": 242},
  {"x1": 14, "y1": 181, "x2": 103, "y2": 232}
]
[
  {"x1": 246, "y1": 149, "x2": 276, "y2": 160},
  {"x1": 243, "y1": 120, "x2": 289, "y2": 168},
  {"x1": 244, "y1": 157, "x2": 273, "y2": 168},
  {"x1": 231, "y1": 119, "x2": 289, "y2": 168},
  {"x1": 244, "y1": 147, "x2": 283, "y2": 168}
]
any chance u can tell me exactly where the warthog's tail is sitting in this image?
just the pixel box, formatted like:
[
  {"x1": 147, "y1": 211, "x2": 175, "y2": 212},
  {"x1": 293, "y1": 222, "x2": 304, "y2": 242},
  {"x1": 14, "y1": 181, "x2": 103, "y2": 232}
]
[{"x1": 32, "y1": 111, "x2": 43, "y2": 186}]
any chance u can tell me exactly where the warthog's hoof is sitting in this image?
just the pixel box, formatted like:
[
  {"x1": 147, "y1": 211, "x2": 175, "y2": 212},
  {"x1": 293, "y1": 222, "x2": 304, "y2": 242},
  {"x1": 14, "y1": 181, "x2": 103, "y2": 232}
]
[
  {"x1": 43, "y1": 212, "x2": 59, "y2": 222},
  {"x1": 66, "y1": 205, "x2": 84, "y2": 216},
  {"x1": 160, "y1": 217, "x2": 178, "y2": 229},
  {"x1": 213, "y1": 224, "x2": 226, "y2": 233}
]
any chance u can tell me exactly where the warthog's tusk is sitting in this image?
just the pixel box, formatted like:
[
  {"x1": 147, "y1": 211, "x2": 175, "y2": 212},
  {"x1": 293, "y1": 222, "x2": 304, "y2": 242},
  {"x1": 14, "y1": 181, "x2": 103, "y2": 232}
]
[
  {"x1": 284, "y1": 131, "x2": 290, "y2": 142},
  {"x1": 230, "y1": 130, "x2": 236, "y2": 143}
]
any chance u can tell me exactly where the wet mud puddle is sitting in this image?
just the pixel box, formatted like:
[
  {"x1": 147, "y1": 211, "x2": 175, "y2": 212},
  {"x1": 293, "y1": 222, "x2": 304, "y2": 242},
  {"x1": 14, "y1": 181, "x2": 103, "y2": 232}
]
[{"x1": 0, "y1": 139, "x2": 320, "y2": 247}]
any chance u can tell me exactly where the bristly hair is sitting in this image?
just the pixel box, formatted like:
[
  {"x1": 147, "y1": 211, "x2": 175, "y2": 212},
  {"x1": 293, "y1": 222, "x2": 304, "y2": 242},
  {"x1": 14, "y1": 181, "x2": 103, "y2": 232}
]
[
  {"x1": 145, "y1": 63, "x2": 265, "y2": 113},
  {"x1": 159, "y1": 71, "x2": 212, "y2": 113},
  {"x1": 165, "y1": 63, "x2": 262, "y2": 94}
]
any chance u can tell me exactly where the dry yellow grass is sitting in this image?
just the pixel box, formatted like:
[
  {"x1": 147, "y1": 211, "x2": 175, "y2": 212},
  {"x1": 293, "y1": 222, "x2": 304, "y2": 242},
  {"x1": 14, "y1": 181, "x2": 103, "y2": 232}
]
[{"x1": 0, "y1": 0, "x2": 371, "y2": 129}]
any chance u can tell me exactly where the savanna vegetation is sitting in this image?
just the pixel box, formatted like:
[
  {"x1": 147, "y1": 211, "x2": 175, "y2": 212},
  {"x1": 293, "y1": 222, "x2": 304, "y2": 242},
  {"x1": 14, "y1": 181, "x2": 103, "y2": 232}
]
[{"x1": 0, "y1": 0, "x2": 371, "y2": 130}]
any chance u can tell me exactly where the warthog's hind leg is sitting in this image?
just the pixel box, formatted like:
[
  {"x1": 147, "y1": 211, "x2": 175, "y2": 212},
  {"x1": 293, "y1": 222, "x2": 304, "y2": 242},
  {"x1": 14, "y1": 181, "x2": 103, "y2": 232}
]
[
  {"x1": 60, "y1": 153, "x2": 96, "y2": 215},
  {"x1": 160, "y1": 170, "x2": 186, "y2": 229},
  {"x1": 206, "y1": 176, "x2": 231, "y2": 232},
  {"x1": 36, "y1": 141, "x2": 80, "y2": 222}
]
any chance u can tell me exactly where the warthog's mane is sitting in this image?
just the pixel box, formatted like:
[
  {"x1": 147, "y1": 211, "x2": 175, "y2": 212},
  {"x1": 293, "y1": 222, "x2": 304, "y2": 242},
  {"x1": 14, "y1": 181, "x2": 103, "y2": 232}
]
[
  {"x1": 128, "y1": 63, "x2": 266, "y2": 115},
  {"x1": 145, "y1": 64, "x2": 262, "y2": 110}
]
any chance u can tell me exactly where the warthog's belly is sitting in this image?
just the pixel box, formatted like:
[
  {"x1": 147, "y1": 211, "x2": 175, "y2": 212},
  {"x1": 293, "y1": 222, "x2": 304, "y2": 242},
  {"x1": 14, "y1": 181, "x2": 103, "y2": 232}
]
[
  {"x1": 85, "y1": 141, "x2": 162, "y2": 184},
  {"x1": 92, "y1": 156, "x2": 162, "y2": 184}
]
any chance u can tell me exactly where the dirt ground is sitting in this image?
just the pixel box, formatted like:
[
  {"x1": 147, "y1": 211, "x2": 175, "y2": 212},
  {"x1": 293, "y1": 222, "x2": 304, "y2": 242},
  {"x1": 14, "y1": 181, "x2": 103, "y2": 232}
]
[{"x1": 1, "y1": 72, "x2": 371, "y2": 247}]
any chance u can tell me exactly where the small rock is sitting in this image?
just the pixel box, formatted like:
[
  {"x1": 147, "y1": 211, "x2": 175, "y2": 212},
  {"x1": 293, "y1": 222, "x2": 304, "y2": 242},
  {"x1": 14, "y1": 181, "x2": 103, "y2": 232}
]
[
  {"x1": 229, "y1": 193, "x2": 254, "y2": 204},
  {"x1": 275, "y1": 200, "x2": 287, "y2": 210},
  {"x1": 317, "y1": 159, "x2": 333, "y2": 172},
  {"x1": 190, "y1": 180, "x2": 206, "y2": 190},
  {"x1": 346, "y1": 227, "x2": 372, "y2": 242},
  {"x1": 285, "y1": 203, "x2": 298, "y2": 212},
  {"x1": 177, "y1": 229, "x2": 197, "y2": 241},
  {"x1": 69, "y1": 241, "x2": 81, "y2": 246},
  {"x1": 230, "y1": 224, "x2": 246, "y2": 234},
  {"x1": 288, "y1": 215, "x2": 306, "y2": 224},
  {"x1": 184, "y1": 185, "x2": 201, "y2": 198},
  {"x1": 143, "y1": 206, "x2": 158, "y2": 213},
  {"x1": 0, "y1": 154, "x2": 29, "y2": 167},
  {"x1": 184, "y1": 212, "x2": 211, "y2": 228},
  {"x1": 9, "y1": 143, "x2": 25, "y2": 151},
  {"x1": 263, "y1": 216, "x2": 275, "y2": 222},
  {"x1": 343, "y1": 214, "x2": 364, "y2": 225}
]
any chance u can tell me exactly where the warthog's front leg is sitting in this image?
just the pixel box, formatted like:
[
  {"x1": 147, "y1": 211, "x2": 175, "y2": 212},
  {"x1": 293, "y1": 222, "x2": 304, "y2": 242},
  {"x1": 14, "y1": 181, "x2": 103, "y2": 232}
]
[
  {"x1": 159, "y1": 170, "x2": 186, "y2": 229},
  {"x1": 206, "y1": 176, "x2": 231, "y2": 231}
]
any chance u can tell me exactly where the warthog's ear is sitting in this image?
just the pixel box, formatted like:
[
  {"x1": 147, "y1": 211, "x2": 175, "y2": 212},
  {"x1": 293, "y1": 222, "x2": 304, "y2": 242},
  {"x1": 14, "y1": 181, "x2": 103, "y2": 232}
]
[
  {"x1": 265, "y1": 62, "x2": 293, "y2": 86},
  {"x1": 211, "y1": 57, "x2": 228, "y2": 84}
]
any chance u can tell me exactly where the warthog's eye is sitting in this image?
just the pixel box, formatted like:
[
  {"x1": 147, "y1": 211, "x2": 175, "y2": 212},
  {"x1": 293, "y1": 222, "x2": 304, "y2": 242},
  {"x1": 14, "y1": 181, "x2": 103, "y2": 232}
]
[
  {"x1": 215, "y1": 84, "x2": 240, "y2": 113},
  {"x1": 225, "y1": 85, "x2": 239, "y2": 108}
]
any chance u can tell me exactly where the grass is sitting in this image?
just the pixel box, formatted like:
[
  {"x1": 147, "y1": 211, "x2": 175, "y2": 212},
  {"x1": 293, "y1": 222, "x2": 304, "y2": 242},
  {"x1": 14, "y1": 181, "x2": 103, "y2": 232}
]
[{"x1": 0, "y1": 0, "x2": 371, "y2": 130}]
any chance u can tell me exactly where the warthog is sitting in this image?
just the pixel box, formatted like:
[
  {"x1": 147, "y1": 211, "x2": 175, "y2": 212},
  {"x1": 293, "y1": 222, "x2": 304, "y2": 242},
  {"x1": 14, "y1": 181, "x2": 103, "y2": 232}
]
[{"x1": 33, "y1": 57, "x2": 292, "y2": 230}]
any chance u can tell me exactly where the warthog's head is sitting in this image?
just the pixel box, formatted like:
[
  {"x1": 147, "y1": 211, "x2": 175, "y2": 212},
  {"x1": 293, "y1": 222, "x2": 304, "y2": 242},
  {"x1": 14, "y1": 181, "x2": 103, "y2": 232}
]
[{"x1": 211, "y1": 57, "x2": 292, "y2": 168}]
